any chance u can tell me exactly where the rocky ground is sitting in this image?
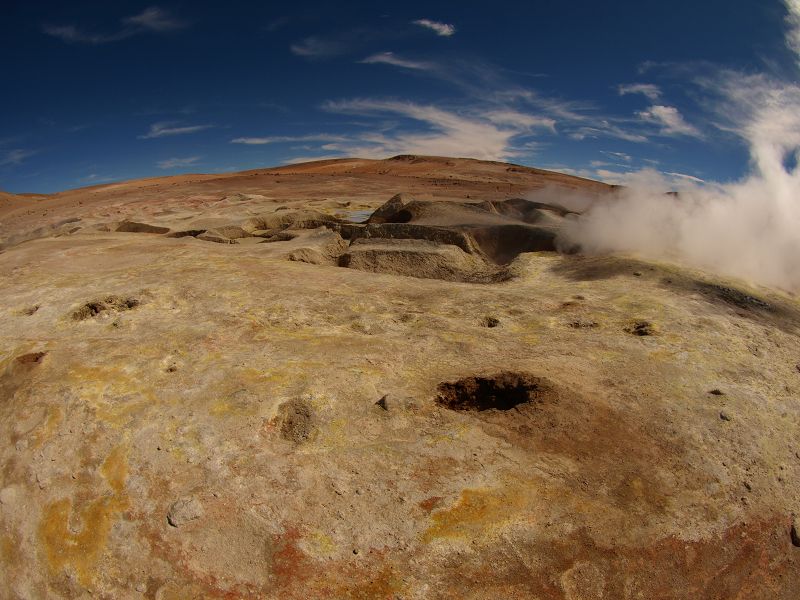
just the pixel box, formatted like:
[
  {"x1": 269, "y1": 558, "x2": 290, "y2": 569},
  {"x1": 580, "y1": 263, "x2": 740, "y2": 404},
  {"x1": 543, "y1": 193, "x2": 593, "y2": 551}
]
[{"x1": 1, "y1": 155, "x2": 799, "y2": 599}]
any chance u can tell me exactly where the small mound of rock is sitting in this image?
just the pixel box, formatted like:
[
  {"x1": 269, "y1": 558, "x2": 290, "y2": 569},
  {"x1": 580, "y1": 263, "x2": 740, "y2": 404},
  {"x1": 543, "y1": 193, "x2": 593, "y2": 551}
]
[
  {"x1": 116, "y1": 221, "x2": 170, "y2": 234},
  {"x1": 71, "y1": 295, "x2": 139, "y2": 321},
  {"x1": 276, "y1": 399, "x2": 315, "y2": 444}
]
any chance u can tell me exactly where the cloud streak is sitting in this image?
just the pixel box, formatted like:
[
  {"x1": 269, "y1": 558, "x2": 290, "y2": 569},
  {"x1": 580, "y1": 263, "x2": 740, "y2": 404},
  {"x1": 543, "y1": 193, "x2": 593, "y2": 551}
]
[
  {"x1": 317, "y1": 99, "x2": 552, "y2": 161},
  {"x1": 413, "y1": 19, "x2": 456, "y2": 37},
  {"x1": 43, "y1": 6, "x2": 186, "y2": 45},
  {"x1": 231, "y1": 134, "x2": 349, "y2": 145},
  {"x1": 157, "y1": 156, "x2": 202, "y2": 169},
  {"x1": 636, "y1": 104, "x2": 702, "y2": 137},
  {"x1": 360, "y1": 52, "x2": 434, "y2": 71},
  {"x1": 139, "y1": 122, "x2": 213, "y2": 139},
  {"x1": 0, "y1": 149, "x2": 37, "y2": 167},
  {"x1": 618, "y1": 83, "x2": 662, "y2": 100}
]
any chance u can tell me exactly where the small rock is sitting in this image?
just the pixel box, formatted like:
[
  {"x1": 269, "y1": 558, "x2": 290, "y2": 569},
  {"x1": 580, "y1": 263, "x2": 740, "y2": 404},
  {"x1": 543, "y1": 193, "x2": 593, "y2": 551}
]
[
  {"x1": 633, "y1": 271, "x2": 642, "y2": 277},
  {"x1": 375, "y1": 395, "x2": 388, "y2": 410},
  {"x1": 720, "y1": 411, "x2": 731, "y2": 421},
  {"x1": 743, "y1": 481, "x2": 752, "y2": 491},
  {"x1": 708, "y1": 389, "x2": 725, "y2": 396},
  {"x1": 792, "y1": 517, "x2": 800, "y2": 547},
  {"x1": 167, "y1": 497, "x2": 204, "y2": 527},
  {"x1": 569, "y1": 319, "x2": 599, "y2": 329}
]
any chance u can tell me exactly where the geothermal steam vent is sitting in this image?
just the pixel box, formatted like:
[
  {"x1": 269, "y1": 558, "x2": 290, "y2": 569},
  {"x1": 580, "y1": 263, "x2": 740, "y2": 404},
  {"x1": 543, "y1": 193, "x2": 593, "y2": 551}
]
[{"x1": 1, "y1": 156, "x2": 799, "y2": 598}]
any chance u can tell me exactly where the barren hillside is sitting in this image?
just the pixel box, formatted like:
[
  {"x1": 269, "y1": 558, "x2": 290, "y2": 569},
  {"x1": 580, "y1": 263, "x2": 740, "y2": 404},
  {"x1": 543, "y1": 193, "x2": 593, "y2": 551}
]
[{"x1": 1, "y1": 156, "x2": 798, "y2": 599}]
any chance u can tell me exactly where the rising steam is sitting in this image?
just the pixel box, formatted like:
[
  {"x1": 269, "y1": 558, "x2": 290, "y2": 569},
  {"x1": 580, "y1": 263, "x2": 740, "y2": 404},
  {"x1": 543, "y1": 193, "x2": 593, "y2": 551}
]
[{"x1": 558, "y1": 0, "x2": 800, "y2": 291}]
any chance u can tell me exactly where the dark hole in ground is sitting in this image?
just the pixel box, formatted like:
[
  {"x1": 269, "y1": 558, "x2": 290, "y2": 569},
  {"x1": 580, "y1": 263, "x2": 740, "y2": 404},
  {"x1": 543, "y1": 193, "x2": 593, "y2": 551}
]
[
  {"x1": 625, "y1": 321, "x2": 656, "y2": 336},
  {"x1": 16, "y1": 352, "x2": 47, "y2": 365},
  {"x1": 436, "y1": 372, "x2": 556, "y2": 412},
  {"x1": 482, "y1": 316, "x2": 500, "y2": 328}
]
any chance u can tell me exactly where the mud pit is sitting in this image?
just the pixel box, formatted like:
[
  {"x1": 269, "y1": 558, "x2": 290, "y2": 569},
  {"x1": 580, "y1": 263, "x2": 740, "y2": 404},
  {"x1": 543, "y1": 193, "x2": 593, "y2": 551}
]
[{"x1": 436, "y1": 372, "x2": 556, "y2": 412}]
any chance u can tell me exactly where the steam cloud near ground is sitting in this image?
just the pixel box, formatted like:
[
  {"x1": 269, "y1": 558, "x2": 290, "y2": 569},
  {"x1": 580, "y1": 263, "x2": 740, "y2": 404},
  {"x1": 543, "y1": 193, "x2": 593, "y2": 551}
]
[{"x1": 554, "y1": 0, "x2": 800, "y2": 292}]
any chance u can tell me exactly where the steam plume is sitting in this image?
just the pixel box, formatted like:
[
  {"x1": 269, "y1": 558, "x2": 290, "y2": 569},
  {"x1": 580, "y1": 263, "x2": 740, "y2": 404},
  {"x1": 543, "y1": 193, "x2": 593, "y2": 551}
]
[{"x1": 558, "y1": 0, "x2": 800, "y2": 291}]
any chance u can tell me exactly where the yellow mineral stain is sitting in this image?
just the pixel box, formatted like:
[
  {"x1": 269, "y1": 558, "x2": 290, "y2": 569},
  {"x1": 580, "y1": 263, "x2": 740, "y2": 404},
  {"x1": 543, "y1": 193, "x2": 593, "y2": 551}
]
[
  {"x1": 38, "y1": 445, "x2": 129, "y2": 586},
  {"x1": 66, "y1": 364, "x2": 157, "y2": 427},
  {"x1": 1, "y1": 533, "x2": 18, "y2": 566},
  {"x1": 305, "y1": 530, "x2": 336, "y2": 557},
  {"x1": 31, "y1": 405, "x2": 63, "y2": 449},
  {"x1": 423, "y1": 487, "x2": 526, "y2": 543}
]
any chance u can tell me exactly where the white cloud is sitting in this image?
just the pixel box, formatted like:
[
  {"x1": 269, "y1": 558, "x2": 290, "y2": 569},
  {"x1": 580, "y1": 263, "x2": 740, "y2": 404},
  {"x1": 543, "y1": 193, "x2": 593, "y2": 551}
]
[
  {"x1": 282, "y1": 154, "x2": 346, "y2": 164},
  {"x1": 664, "y1": 171, "x2": 706, "y2": 183},
  {"x1": 43, "y1": 6, "x2": 186, "y2": 45},
  {"x1": 484, "y1": 110, "x2": 556, "y2": 131},
  {"x1": 123, "y1": 7, "x2": 184, "y2": 32},
  {"x1": 601, "y1": 150, "x2": 632, "y2": 162},
  {"x1": 139, "y1": 122, "x2": 213, "y2": 139},
  {"x1": 636, "y1": 105, "x2": 702, "y2": 137},
  {"x1": 0, "y1": 149, "x2": 37, "y2": 167},
  {"x1": 157, "y1": 156, "x2": 202, "y2": 169},
  {"x1": 583, "y1": 167, "x2": 704, "y2": 188},
  {"x1": 413, "y1": 19, "x2": 456, "y2": 37},
  {"x1": 785, "y1": 0, "x2": 800, "y2": 67},
  {"x1": 78, "y1": 173, "x2": 115, "y2": 184},
  {"x1": 569, "y1": 122, "x2": 649, "y2": 143},
  {"x1": 320, "y1": 99, "x2": 528, "y2": 161},
  {"x1": 290, "y1": 36, "x2": 346, "y2": 58},
  {"x1": 231, "y1": 134, "x2": 349, "y2": 145},
  {"x1": 360, "y1": 52, "x2": 433, "y2": 71},
  {"x1": 618, "y1": 83, "x2": 662, "y2": 100}
]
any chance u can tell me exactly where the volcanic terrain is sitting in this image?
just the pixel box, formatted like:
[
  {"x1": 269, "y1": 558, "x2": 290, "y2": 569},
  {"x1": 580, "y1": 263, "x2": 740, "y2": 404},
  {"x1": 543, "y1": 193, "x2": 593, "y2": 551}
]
[{"x1": 1, "y1": 155, "x2": 799, "y2": 598}]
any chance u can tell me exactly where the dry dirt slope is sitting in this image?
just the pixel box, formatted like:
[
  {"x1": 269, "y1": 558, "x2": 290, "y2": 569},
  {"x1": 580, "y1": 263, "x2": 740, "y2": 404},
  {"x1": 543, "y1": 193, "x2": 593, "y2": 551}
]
[{"x1": 0, "y1": 156, "x2": 799, "y2": 599}]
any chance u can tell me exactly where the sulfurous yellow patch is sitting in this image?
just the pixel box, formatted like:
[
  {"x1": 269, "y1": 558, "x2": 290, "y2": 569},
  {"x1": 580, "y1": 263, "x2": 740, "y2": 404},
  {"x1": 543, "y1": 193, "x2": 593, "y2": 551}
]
[
  {"x1": 423, "y1": 486, "x2": 527, "y2": 543},
  {"x1": 31, "y1": 405, "x2": 63, "y2": 449},
  {"x1": 38, "y1": 445, "x2": 129, "y2": 586}
]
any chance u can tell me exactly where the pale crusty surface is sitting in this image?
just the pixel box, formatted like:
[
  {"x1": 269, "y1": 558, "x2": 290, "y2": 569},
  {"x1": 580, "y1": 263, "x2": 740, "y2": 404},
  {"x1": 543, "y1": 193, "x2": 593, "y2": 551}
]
[{"x1": 1, "y1": 156, "x2": 799, "y2": 599}]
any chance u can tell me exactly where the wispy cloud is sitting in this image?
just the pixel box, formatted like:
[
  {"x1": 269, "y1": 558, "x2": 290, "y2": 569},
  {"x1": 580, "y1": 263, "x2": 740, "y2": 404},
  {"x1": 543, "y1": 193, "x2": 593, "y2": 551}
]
[
  {"x1": 360, "y1": 52, "x2": 434, "y2": 71},
  {"x1": 157, "y1": 156, "x2": 202, "y2": 169},
  {"x1": 618, "y1": 83, "x2": 662, "y2": 100},
  {"x1": 413, "y1": 19, "x2": 456, "y2": 37},
  {"x1": 0, "y1": 149, "x2": 37, "y2": 167},
  {"x1": 355, "y1": 54, "x2": 652, "y2": 144},
  {"x1": 230, "y1": 134, "x2": 349, "y2": 145},
  {"x1": 785, "y1": 0, "x2": 800, "y2": 67},
  {"x1": 636, "y1": 104, "x2": 702, "y2": 137},
  {"x1": 138, "y1": 122, "x2": 213, "y2": 139},
  {"x1": 78, "y1": 173, "x2": 116, "y2": 184},
  {"x1": 601, "y1": 150, "x2": 632, "y2": 162},
  {"x1": 290, "y1": 36, "x2": 348, "y2": 58},
  {"x1": 664, "y1": 171, "x2": 706, "y2": 183},
  {"x1": 317, "y1": 99, "x2": 540, "y2": 161},
  {"x1": 123, "y1": 7, "x2": 184, "y2": 32},
  {"x1": 568, "y1": 122, "x2": 649, "y2": 143},
  {"x1": 43, "y1": 6, "x2": 186, "y2": 45},
  {"x1": 484, "y1": 110, "x2": 556, "y2": 131}
]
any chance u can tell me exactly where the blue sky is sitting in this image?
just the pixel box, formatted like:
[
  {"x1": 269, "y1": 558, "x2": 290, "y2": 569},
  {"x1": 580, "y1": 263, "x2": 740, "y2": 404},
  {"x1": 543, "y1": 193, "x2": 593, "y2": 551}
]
[{"x1": 0, "y1": 1, "x2": 797, "y2": 193}]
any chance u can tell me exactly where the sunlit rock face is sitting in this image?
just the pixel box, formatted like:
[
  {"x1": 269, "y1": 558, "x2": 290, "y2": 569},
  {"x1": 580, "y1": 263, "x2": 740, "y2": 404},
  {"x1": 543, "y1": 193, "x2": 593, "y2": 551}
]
[{"x1": 1, "y1": 156, "x2": 799, "y2": 599}]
